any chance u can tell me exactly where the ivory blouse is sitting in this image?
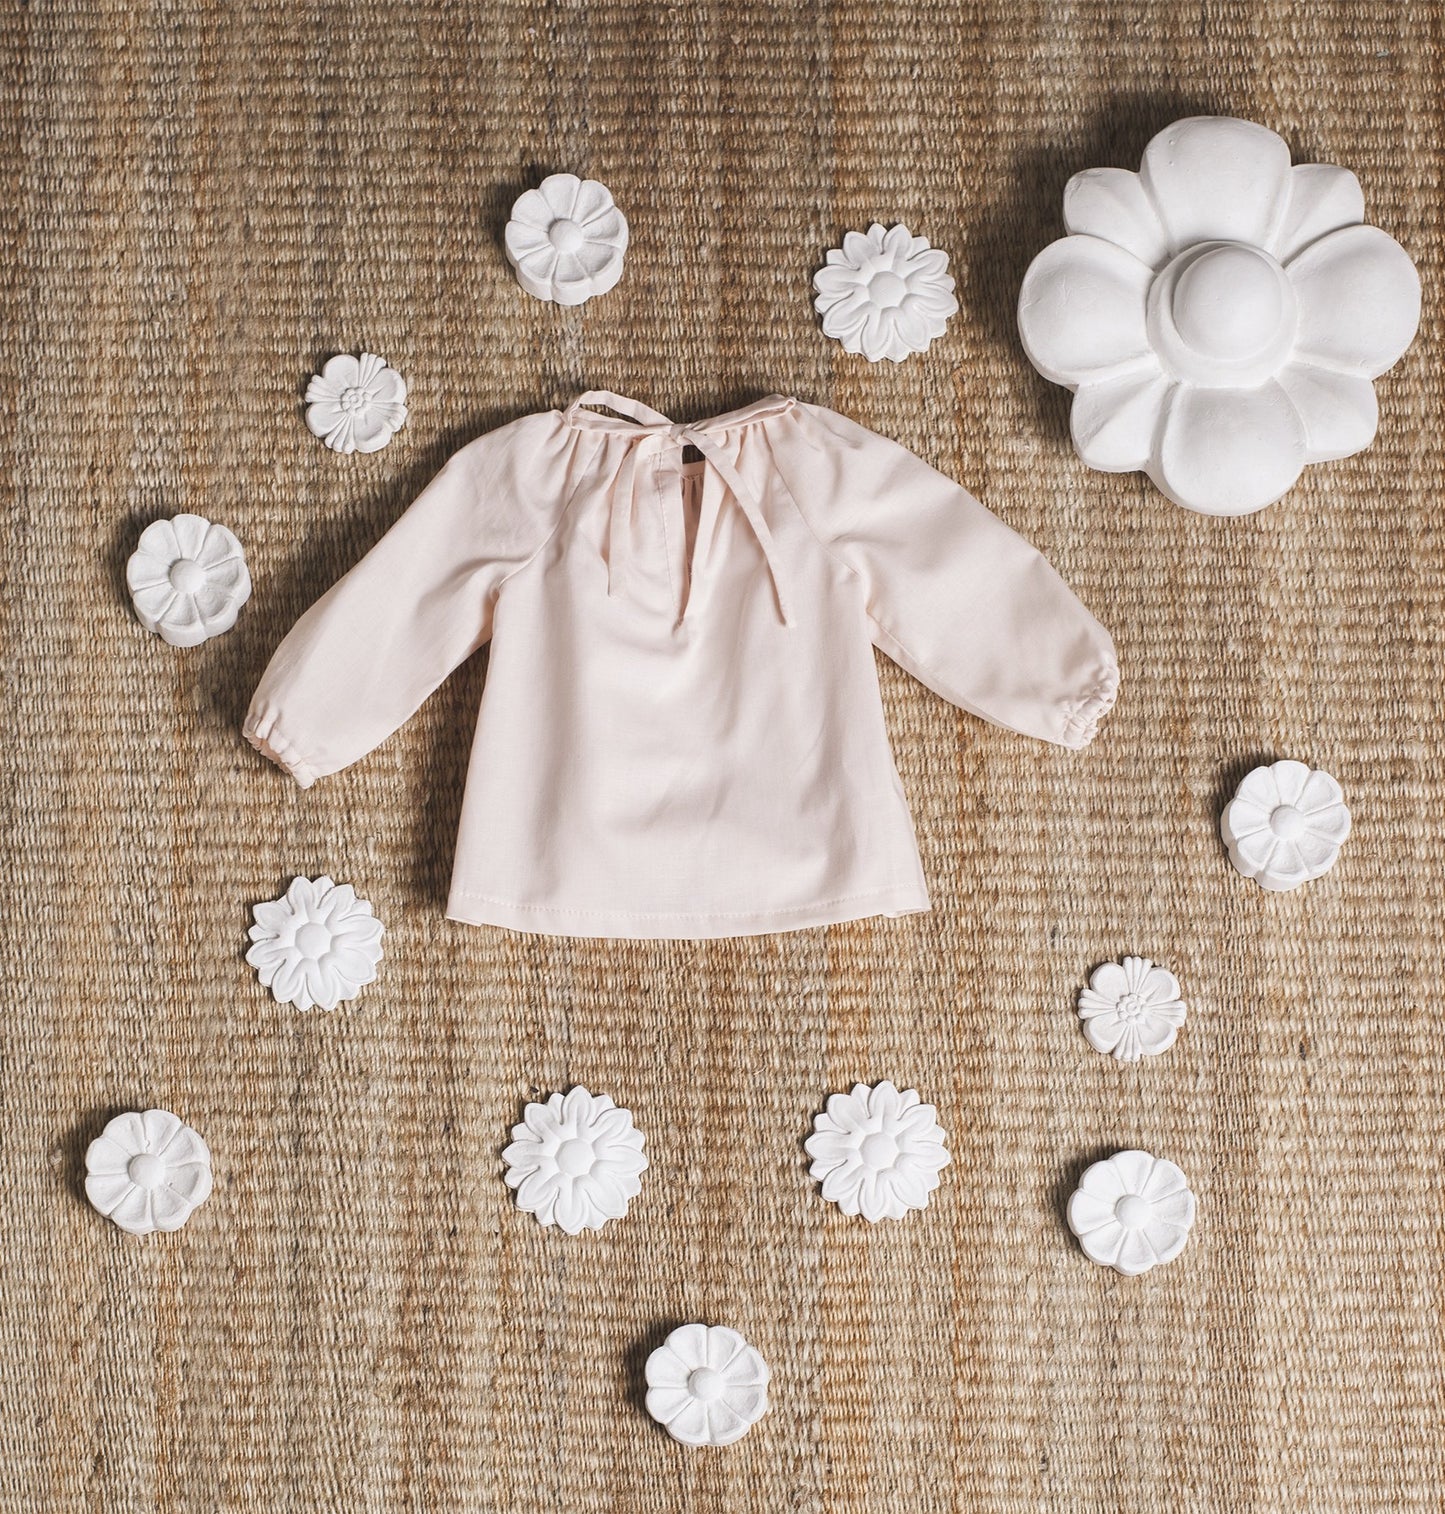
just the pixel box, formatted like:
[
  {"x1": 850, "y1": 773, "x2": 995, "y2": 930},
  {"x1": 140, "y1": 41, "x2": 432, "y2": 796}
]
[{"x1": 245, "y1": 391, "x2": 1119, "y2": 939}]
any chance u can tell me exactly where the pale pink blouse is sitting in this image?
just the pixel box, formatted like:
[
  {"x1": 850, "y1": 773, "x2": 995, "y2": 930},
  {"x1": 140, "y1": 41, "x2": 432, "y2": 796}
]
[{"x1": 245, "y1": 392, "x2": 1118, "y2": 939}]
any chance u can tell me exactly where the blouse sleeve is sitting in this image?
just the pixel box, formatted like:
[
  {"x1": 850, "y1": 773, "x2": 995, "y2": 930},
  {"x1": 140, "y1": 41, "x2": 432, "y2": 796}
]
[
  {"x1": 243, "y1": 413, "x2": 568, "y2": 787},
  {"x1": 783, "y1": 402, "x2": 1119, "y2": 749}
]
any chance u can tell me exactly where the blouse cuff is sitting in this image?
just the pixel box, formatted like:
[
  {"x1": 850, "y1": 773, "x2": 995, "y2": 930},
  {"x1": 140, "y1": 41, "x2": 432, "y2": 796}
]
[
  {"x1": 243, "y1": 708, "x2": 319, "y2": 789},
  {"x1": 1059, "y1": 659, "x2": 1120, "y2": 750}
]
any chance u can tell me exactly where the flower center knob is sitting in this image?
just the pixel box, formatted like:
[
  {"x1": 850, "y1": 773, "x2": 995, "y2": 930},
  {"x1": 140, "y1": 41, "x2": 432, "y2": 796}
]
[
  {"x1": 1115, "y1": 1194, "x2": 1153, "y2": 1230},
  {"x1": 339, "y1": 386, "x2": 368, "y2": 414},
  {"x1": 295, "y1": 922, "x2": 331, "y2": 960},
  {"x1": 127, "y1": 1153, "x2": 165, "y2": 1190},
  {"x1": 555, "y1": 1137, "x2": 594, "y2": 1177},
  {"x1": 687, "y1": 1366, "x2": 726, "y2": 1402},
  {"x1": 867, "y1": 270, "x2": 908, "y2": 309},
  {"x1": 548, "y1": 217, "x2": 586, "y2": 255},
  {"x1": 1171, "y1": 244, "x2": 1284, "y2": 360},
  {"x1": 860, "y1": 1131, "x2": 900, "y2": 1170},
  {"x1": 1270, "y1": 804, "x2": 1308, "y2": 840},
  {"x1": 168, "y1": 557, "x2": 205, "y2": 594},
  {"x1": 1117, "y1": 992, "x2": 1146, "y2": 1022}
]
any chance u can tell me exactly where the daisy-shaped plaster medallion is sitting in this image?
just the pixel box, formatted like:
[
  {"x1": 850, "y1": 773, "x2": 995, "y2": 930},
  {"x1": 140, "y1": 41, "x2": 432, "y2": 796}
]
[
  {"x1": 1067, "y1": 1149, "x2": 1196, "y2": 1276},
  {"x1": 502, "y1": 1086, "x2": 647, "y2": 1234},
  {"x1": 504, "y1": 173, "x2": 629, "y2": 306},
  {"x1": 126, "y1": 514, "x2": 251, "y2": 648},
  {"x1": 84, "y1": 1109, "x2": 213, "y2": 1235},
  {"x1": 1077, "y1": 956, "x2": 1187, "y2": 1063},
  {"x1": 1221, "y1": 759, "x2": 1352, "y2": 892},
  {"x1": 813, "y1": 223, "x2": 959, "y2": 362},
  {"x1": 245, "y1": 875, "x2": 384, "y2": 1011},
  {"x1": 304, "y1": 352, "x2": 408, "y2": 454},
  {"x1": 644, "y1": 1323, "x2": 770, "y2": 1447},
  {"x1": 1017, "y1": 116, "x2": 1421, "y2": 514},
  {"x1": 805, "y1": 1080, "x2": 950, "y2": 1221}
]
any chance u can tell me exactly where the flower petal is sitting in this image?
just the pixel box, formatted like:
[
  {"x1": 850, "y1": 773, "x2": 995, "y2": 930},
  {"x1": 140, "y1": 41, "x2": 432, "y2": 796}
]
[
  {"x1": 1063, "y1": 166, "x2": 1170, "y2": 268},
  {"x1": 1154, "y1": 380, "x2": 1306, "y2": 516},
  {"x1": 1082, "y1": 1017, "x2": 1124, "y2": 1055},
  {"x1": 1275, "y1": 362, "x2": 1379, "y2": 463},
  {"x1": 643, "y1": 1386, "x2": 692, "y2": 1424},
  {"x1": 1108, "y1": 1150, "x2": 1156, "y2": 1196},
  {"x1": 108, "y1": 1185, "x2": 154, "y2": 1234},
  {"x1": 663, "y1": 1324, "x2": 708, "y2": 1370},
  {"x1": 1271, "y1": 163, "x2": 1365, "y2": 262},
  {"x1": 1288, "y1": 223, "x2": 1420, "y2": 377},
  {"x1": 84, "y1": 1172, "x2": 133, "y2": 1214},
  {"x1": 1139, "y1": 116, "x2": 1293, "y2": 253},
  {"x1": 318, "y1": 353, "x2": 361, "y2": 390},
  {"x1": 1230, "y1": 826, "x2": 1279, "y2": 877},
  {"x1": 660, "y1": 1398, "x2": 710, "y2": 1446},
  {"x1": 1113, "y1": 1227, "x2": 1158, "y2": 1276},
  {"x1": 645, "y1": 1348, "x2": 690, "y2": 1390},
  {"x1": 1017, "y1": 235, "x2": 1155, "y2": 387},
  {"x1": 1069, "y1": 371, "x2": 1172, "y2": 472}
]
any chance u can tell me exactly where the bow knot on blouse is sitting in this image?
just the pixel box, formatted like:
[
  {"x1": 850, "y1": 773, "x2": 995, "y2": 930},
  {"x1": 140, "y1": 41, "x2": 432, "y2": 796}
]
[{"x1": 564, "y1": 389, "x2": 795, "y2": 626}]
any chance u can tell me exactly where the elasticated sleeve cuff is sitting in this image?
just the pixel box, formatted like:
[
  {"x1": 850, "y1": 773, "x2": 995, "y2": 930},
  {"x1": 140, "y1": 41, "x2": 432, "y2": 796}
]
[
  {"x1": 243, "y1": 707, "x2": 319, "y2": 789},
  {"x1": 1059, "y1": 658, "x2": 1120, "y2": 751}
]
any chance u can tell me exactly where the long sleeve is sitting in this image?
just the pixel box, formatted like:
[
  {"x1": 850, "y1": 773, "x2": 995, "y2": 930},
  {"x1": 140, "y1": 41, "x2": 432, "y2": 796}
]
[
  {"x1": 782, "y1": 402, "x2": 1118, "y2": 748},
  {"x1": 244, "y1": 412, "x2": 569, "y2": 787}
]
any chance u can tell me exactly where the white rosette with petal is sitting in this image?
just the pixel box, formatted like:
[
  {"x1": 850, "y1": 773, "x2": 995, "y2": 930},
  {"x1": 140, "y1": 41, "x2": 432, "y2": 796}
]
[
  {"x1": 805, "y1": 1080, "x2": 950, "y2": 1221},
  {"x1": 644, "y1": 1323, "x2": 770, "y2": 1447},
  {"x1": 305, "y1": 352, "x2": 408, "y2": 454},
  {"x1": 1221, "y1": 759, "x2": 1351, "y2": 892},
  {"x1": 1017, "y1": 116, "x2": 1421, "y2": 515},
  {"x1": 126, "y1": 514, "x2": 251, "y2": 647},
  {"x1": 504, "y1": 174, "x2": 629, "y2": 306},
  {"x1": 1077, "y1": 956, "x2": 1187, "y2": 1062},
  {"x1": 502, "y1": 1086, "x2": 647, "y2": 1234},
  {"x1": 813, "y1": 223, "x2": 958, "y2": 362},
  {"x1": 84, "y1": 1109, "x2": 213, "y2": 1235},
  {"x1": 245, "y1": 875, "x2": 385, "y2": 1011},
  {"x1": 1067, "y1": 1149, "x2": 1196, "y2": 1276}
]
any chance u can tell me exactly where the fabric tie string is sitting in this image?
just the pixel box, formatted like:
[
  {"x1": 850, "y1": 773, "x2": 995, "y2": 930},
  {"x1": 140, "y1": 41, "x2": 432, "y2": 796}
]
[{"x1": 566, "y1": 390, "x2": 793, "y2": 627}]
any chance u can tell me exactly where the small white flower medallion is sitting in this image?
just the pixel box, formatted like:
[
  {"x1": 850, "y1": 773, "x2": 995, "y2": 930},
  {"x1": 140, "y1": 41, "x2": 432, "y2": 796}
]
[
  {"x1": 813, "y1": 223, "x2": 959, "y2": 362},
  {"x1": 1077, "y1": 956, "x2": 1187, "y2": 1062},
  {"x1": 1222, "y1": 759, "x2": 1352, "y2": 892},
  {"x1": 502, "y1": 1086, "x2": 647, "y2": 1234},
  {"x1": 305, "y1": 352, "x2": 408, "y2": 454},
  {"x1": 1067, "y1": 1150, "x2": 1196, "y2": 1276},
  {"x1": 245, "y1": 875, "x2": 384, "y2": 1011},
  {"x1": 84, "y1": 1109, "x2": 213, "y2": 1235},
  {"x1": 126, "y1": 514, "x2": 251, "y2": 648},
  {"x1": 804, "y1": 1080, "x2": 950, "y2": 1222},
  {"x1": 504, "y1": 173, "x2": 629, "y2": 306},
  {"x1": 644, "y1": 1323, "x2": 770, "y2": 1447}
]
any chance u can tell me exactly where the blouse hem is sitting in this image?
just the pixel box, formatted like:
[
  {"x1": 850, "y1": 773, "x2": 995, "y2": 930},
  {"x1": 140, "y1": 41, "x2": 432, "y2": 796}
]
[{"x1": 444, "y1": 882, "x2": 931, "y2": 940}]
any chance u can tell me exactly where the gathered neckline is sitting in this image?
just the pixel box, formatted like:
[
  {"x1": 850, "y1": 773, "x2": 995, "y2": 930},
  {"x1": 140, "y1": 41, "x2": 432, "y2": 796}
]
[{"x1": 563, "y1": 391, "x2": 795, "y2": 436}]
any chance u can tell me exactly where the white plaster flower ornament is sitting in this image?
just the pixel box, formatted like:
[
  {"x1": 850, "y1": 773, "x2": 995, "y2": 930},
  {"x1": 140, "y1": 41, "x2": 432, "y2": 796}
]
[
  {"x1": 1222, "y1": 760, "x2": 1351, "y2": 892},
  {"x1": 126, "y1": 514, "x2": 251, "y2": 647},
  {"x1": 1078, "y1": 956, "x2": 1187, "y2": 1062},
  {"x1": 84, "y1": 1109, "x2": 213, "y2": 1235},
  {"x1": 1017, "y1": 117, "x2": 1421, "y2": 515},
  {"x1": 502, "y1": 1087, "x2": 647, "y2": 1234},
  {"x1": 813, "y1": 223, "x2": 958, "y2": 362},
  {"x1": 305, "y1": 352, "x2": 408, "y2": 454},
  {"x1": 1067, "y1": 1150, "x2": 1196, "y2": 1276},
  {"x1": 644, "y1": 1323, "x2": 770, "y2": 1447},
  {"x1": 805, "y1": 1080, "x2": 950, "y2": 1221},
  {"x1": 504, "y1": 173, "x2": 629, "y2": 306},
  {"x1": 246, "y1": 875, "x2": 385, "y2": 1011}
]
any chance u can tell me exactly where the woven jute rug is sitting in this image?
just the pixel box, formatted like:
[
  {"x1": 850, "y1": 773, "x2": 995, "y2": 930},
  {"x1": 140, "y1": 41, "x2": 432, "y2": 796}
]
[{"x1": 2, "y1": 1, "x2": 1441, "y2": 1509}]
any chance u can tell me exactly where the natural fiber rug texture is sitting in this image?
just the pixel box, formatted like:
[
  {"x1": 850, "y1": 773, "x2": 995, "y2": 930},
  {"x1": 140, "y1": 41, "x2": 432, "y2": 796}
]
[{"x1": 2, "y1": 1, "x2": 1442, "y2": 1509}]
